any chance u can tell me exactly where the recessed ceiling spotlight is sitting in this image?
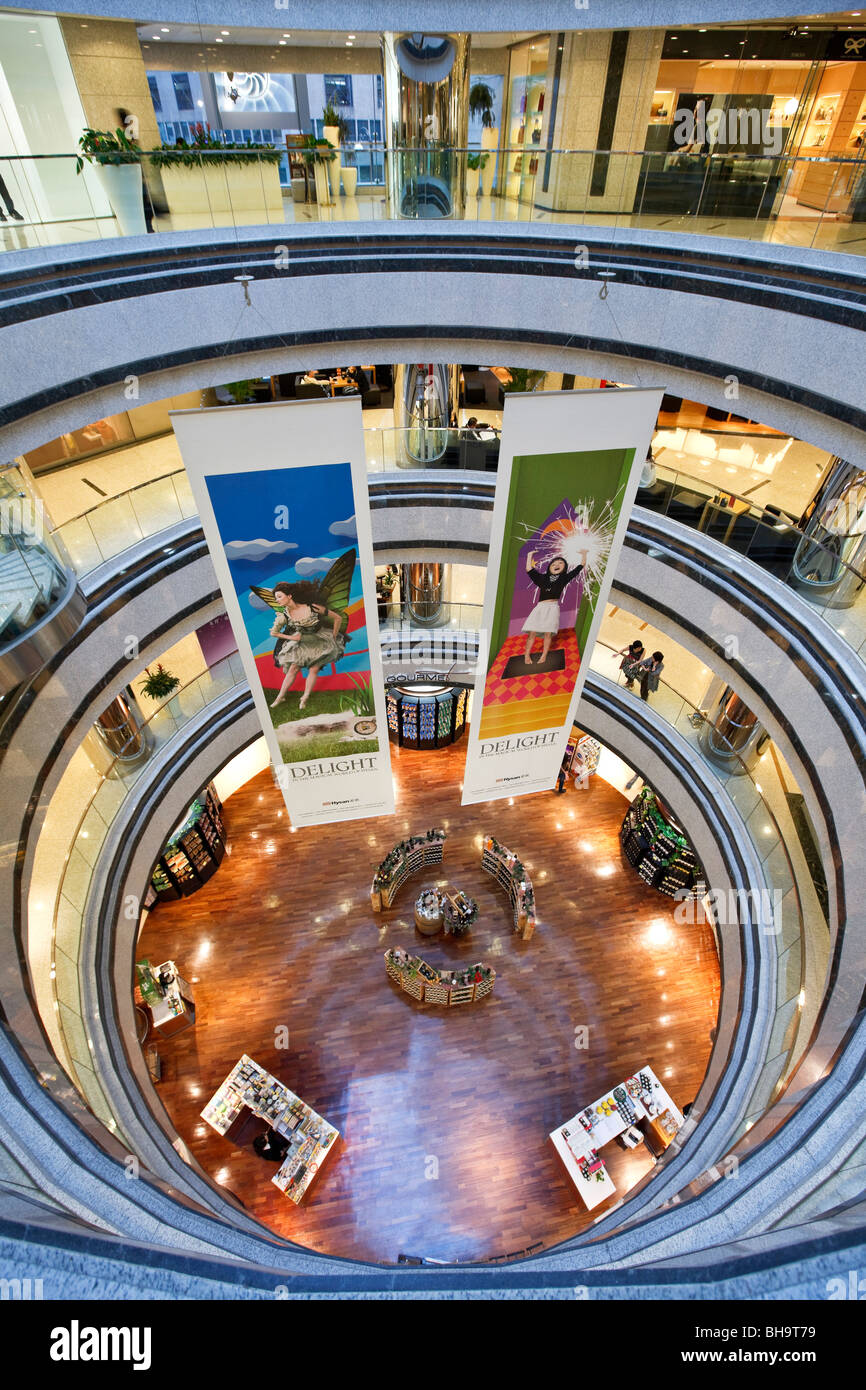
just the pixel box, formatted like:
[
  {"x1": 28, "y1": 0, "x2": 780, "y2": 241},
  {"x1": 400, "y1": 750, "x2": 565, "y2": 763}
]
[
  {"x1": 279, "y1": 39, "x2": 287, "y2": 45},
  {"x1": 161, "y1": 26, "x2": 169, "y2": 32},
  {"x1": 221, "y1": 30, "x2": 230, "y2": 36},
  {"x1": 215, "y1": 37, "x2": 223, "y2": 43},
  {"x1": 152, "y1": 35, "x2": 160, "y2": 40}
]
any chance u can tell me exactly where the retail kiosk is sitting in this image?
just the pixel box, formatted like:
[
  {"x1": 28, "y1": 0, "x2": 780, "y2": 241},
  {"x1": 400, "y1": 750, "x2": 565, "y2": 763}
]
[
  {"x1": 386, "y1": 683, "x2": 468, "y2": 749},
  {"x1": 202, "y1": 1055, "x2": 339, "y2": 1205},
  {"x1": 551, "y1": 1065, "x2": 684, "y2": 1210},
  {"x1": 135, "y1": 960, "x2": 195, "y2": 1037}
]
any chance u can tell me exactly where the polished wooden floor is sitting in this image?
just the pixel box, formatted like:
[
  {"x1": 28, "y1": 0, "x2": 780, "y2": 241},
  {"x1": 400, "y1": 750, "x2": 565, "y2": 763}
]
[{"x1": 138, "y1": 741, "x2": 720, "y2": 1265}]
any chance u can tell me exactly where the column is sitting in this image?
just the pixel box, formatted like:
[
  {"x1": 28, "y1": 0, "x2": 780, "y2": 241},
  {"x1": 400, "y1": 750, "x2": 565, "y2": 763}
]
[{"x1": 536, "y1": 28, "x2": 664, "y2": 216}]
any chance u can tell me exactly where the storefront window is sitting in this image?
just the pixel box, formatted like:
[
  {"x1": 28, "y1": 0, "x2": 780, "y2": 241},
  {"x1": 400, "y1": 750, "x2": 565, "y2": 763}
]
[
  {"x1": 504, "y1": 37, "x2": 550, "y2": 202},
  {"x1": 0, "y1": 11, "x2": 110, "y2": 225}
]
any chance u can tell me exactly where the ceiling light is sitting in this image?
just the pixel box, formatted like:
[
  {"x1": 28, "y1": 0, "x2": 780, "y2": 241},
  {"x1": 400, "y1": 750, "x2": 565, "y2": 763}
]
[
  {"x1": 279, "y1": 40, "x2": 287, "y2": 45},
  {"x1": 152, "y1": 35, "x2": 160, "y2": 40},
  {"x1": 221, "y1": 30, "x2": 230, "y2": 35},
  {"x1": 215, "y1": 38, "x2": 223, "y2": 43},
  {"x1": 161, "y1": 26, "x2": 169, "y2": 32}
]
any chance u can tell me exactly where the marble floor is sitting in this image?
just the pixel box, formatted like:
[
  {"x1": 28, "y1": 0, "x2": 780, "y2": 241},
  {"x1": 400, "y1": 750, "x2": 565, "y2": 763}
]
[{"x1": 3, "y1": 190, "x2": 862, "y2": 256}]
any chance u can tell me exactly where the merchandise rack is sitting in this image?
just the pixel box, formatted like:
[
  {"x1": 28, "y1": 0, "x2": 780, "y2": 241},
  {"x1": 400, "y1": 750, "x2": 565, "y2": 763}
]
[
  {"x1": 384, "y1": 949, "x2": 495, "y2": 1005},
  {"x1": 620, "y1": 787, "x2": 706, "y2": 901},
  {"x1": 481, "y1": 836, "x2": 536, "y2": 940},
  {"x1": 370, "y1": 830, "x2": 447, "y2": 911}
]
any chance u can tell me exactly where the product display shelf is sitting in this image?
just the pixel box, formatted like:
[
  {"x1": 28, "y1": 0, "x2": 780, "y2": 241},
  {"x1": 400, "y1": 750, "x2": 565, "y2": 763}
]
[
  {"x1": 481, "y1": 837, "x2": 536, "y2": 940},
  {"x1": 150, "y1": 782, "x2": 226, "y2": 904},
  {"x1": 370, "y1": 830, "x2": 446, "y2": 911},
  {"x1": 620, "y1": 788, "x2": 706, "y2": 901},
  {"x1": 201, "y1": 1054, "x2": 339, "y2": 1205},
  {"x1": 551, "y1": 1064, "x2": 684, "y2": 1210},
  {"x1": 384, "y1": 949, "x2": 496, "y2": 1006}
]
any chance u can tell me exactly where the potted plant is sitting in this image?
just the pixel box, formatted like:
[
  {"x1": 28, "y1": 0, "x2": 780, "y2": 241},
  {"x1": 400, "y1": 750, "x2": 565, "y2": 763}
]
[
  {"x1": 322, "y1": 102, "x2": 344, "y2": 195},
  {"x1": 76, "y1": 127, "x2": 146, "y2": 236},
  {"x1": 469, "y1": 82, "x2": 496, "y2": 130},
  {"x1": 139, "y1": 664, "x2": 180, "y2": 701},
  {"x1": 322, "y1": 101, "x2": 342, "y2": 151},
  {"x1": 501, "y1": 367, "x2": 545, "y2": 394},
  {"x1": 222, "y1": 380, "x2": 257, "y2": 403},
  {"x1": 301, "y1": 134, "x2": 336, "y2": 206},
  {"x1": 466, "y1": 151, "x2": 484, "y2": 199}
]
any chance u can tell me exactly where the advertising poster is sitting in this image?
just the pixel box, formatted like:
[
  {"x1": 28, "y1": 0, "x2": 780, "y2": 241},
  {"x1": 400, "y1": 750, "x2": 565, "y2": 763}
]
[
  {"x1": 461, "y1": 388, "x2": 662, "y2": 806},
  {"x1": 171, "y1": 399, "x2": 394, "y2": 827}
]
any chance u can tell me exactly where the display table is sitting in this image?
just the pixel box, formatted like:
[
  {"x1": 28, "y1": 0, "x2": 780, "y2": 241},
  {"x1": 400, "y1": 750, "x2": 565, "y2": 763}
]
[
  {"x1": 135, "y1": 959, "x2": 195, "y2": 1038},
  {"x1": 201, "y1": 1054, "x2": 339, "y2": 1205},
  {"x1": 371, "y1": 829, "x2": 446, "y2": 911},
  {"x1": 481, "y1": 836, "x2": 536, "y2": 940},
  {"x1": 385, "y1": 948, "x2": 495, "y2": 1005},
  {"x1": 550, "y1": 1065, "x2": 683, "y2": 1210},
  {"x1": 414, "y1": 889, "x2": 443, "y2": 935}
]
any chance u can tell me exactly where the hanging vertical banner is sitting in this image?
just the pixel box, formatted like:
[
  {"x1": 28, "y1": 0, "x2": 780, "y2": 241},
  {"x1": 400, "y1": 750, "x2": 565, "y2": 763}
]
[
  {"x1": 171, "y1": 399, "x2": 394, "y2": 827},
  {"x1": 461, "y1": 388, "x2": 662, "y2": 806}
]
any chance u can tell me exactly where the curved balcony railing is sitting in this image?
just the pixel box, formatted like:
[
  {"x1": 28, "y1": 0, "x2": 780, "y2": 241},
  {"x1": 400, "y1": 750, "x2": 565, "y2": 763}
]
[
  {"x1": 43, "y1": 428, "x2": 866, "y2": 663},
  {"x1": 48, "y1": 651, "x2": 246, "y2": 1133},
  {"x1": 4, "y1": 147, "x2": 866, "y2": 257},
  {"x1": 587, "y1": 638, "x2": 809, "y2": 1131}
]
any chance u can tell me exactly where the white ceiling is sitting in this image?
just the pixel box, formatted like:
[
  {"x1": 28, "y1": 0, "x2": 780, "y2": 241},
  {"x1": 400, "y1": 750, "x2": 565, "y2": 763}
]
[{"x1": 135, "y1": 25, "x2": 530, "y2": 49}]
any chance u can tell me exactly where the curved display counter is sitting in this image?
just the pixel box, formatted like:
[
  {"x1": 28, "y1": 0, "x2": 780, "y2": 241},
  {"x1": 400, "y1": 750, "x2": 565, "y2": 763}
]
[
  {"x1": 481, "y1": 836, "x2": 537, "y2": 941},
  {"x1": 386, "y1": 683, "x2": 468, "y2": 749},
  {"x1": 370, "y1": 829, "x2": 446, "y2": 911},
  {"x1": 385, "y1": 948, "x2": 495, "y2": 1005}
]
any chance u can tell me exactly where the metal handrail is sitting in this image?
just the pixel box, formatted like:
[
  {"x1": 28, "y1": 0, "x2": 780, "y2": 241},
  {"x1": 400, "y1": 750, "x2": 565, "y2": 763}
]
[{"x1": 47, "y1": 446, "x2": 866, "y2": 592}]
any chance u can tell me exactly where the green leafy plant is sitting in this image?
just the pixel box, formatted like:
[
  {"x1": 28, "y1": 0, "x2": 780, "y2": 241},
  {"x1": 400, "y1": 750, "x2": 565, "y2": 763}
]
[
  {"x1": 469, "y1": 82, "x2": 496, "y2": 128},
  {"x1": 139, "y1": 664, "x2": 180, "y2": 700},
  {"x1": 223, "y1": 380, "x2": 257, "y2": 403},
  {"x1": 75, "y1": 127, "x2": 141, "y2": 174},
  {"x1": 322, "y1": 103, "x2": 349, "y2": 143},
  {"x1": 150, "y1": 122, "x2": 281, "y2": 170},
  {"x1": 340, "y1": 673, "x2": 376, "y2": 717},
  {"x1": 501, "y1": 367, "x2": 545, "y2": 394},
  {"x1": 300, "y1": 134, "x2": 336, "y2": 165},
  {"x1": 466, "y1": 152, "x2": 489, "y2": 171}
]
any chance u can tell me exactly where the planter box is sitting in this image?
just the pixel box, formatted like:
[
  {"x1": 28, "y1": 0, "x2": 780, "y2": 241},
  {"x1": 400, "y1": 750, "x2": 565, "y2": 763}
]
[{"x1": 160, "y1": 161, "x2": 283, "y2": 218}]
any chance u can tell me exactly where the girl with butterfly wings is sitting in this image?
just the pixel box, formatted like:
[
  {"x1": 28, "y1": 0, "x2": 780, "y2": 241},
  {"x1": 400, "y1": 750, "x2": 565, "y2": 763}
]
[{"x1": 250, "y1": 549, "x2": 356, "y2": 711}]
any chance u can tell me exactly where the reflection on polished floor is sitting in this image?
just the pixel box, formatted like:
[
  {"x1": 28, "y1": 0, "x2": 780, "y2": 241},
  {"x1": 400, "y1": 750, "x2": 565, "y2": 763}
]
[
  {"x1": 4, "y1": 191, "x2": 865, "y2": 256},
  {"x1": 137, "y1": 744, "x2": 719, "y2": 1264}
]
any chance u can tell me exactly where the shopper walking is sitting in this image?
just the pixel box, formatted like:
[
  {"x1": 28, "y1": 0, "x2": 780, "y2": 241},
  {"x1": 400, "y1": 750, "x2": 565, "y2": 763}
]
[
  {"x1": 614, "y1": 639, "x2": 645, "y2": 689},
  {"x1": 554, "y1": 757, "x2": 569, "y2": 794},
  {"x1": 638, "y1": 651, "x2": 665, "y2": 702}
]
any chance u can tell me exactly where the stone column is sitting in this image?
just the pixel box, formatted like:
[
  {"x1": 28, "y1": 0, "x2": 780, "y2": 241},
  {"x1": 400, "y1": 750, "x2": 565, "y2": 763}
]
[
  {"x1": 59, "y1": 16, "x2": 166, "y2": 214},
  {"x1": 535, "y1": 28, "x2": 664, "y2": 217}
]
